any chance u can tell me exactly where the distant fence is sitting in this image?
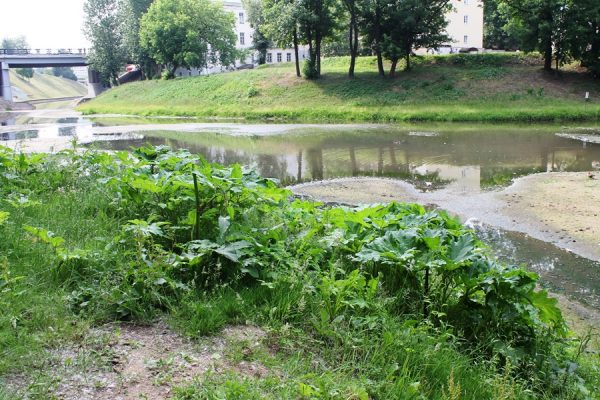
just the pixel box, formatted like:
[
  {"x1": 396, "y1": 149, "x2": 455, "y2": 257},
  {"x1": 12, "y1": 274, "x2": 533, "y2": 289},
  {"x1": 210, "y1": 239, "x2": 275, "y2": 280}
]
[{"x1": 0, "y1": 49, "x2": 88, "y2": 56}]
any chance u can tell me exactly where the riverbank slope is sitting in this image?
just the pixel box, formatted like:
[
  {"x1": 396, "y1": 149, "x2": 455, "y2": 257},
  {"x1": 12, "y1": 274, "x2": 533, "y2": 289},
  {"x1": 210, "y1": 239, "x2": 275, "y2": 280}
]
[{"x1": 78, "y1": 54, "x2": 600, "y2": 122}]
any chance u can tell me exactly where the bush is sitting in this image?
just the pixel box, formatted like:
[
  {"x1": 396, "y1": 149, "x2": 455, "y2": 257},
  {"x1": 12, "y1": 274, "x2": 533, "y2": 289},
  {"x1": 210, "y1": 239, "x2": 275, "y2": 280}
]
[
  {"x1": 303, "y1": 58, "x2": 318, "y2": 80},
  {"x1": 161, "y1": 69, "x2": 175, "y2": 80}
]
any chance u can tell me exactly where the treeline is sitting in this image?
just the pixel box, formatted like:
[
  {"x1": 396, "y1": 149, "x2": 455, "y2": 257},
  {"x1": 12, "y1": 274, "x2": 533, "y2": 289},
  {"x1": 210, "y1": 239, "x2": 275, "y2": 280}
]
[
  {"x1": 84, "y1": 0, "x2": 454, "y2": 82},
  {"x1": 84, "y1": 0, "x2": 600, "y2": 84},
  {"x1": 84, "y1": 0, "x2": 239, "y2": 85},
  {"x1": 484, "y1": 0, "x2": 600, "y2": 75},
  {"x1": 257, "y1": 0, "x2": 452, "y2": 78}
]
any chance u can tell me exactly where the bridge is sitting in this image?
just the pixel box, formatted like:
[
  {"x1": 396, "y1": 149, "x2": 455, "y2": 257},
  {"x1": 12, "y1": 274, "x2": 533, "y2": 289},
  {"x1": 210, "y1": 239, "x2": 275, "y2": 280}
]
[{"x1": 0, "y1": 49, "x2": 103, "y2": 102}]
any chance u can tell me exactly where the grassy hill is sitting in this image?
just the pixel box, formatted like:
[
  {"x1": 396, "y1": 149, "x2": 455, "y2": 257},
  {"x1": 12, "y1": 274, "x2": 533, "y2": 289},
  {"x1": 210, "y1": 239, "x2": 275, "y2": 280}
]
[
  {"x1": 10, "y1": 70, "x2": 87, "y2": 101},
  {"x1": 79, "y1": 54, "x2": 600, "y2": 122}
]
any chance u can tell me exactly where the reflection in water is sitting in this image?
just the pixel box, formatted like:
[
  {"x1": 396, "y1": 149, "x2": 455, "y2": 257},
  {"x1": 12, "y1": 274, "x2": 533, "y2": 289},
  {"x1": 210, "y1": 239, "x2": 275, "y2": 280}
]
[
  {"x1": 90, "y1": 127, "x2": 600, "y2": 193},
  {"x1": 58, "y1": 126, "x2": 77, "y2": 137},
  {"x1": 1, "y1": 130, "x2": 39, "y2": 140},
  {"x1": 477, "y1": 227, "x2": 600, "y2": 309}
]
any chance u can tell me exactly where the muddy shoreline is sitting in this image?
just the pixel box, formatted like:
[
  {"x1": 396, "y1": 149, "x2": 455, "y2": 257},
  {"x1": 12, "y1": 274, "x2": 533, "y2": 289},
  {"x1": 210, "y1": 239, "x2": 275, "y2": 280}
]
[{"x1": 290, "y1": 173, "x2": 600, "y2": 263}]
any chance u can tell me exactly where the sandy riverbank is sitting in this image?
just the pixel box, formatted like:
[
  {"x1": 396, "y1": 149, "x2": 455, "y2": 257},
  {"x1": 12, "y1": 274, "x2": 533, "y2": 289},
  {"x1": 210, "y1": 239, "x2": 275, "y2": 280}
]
[{"x1": 290, "y1": 172, "x2": 600, "y2": 262}]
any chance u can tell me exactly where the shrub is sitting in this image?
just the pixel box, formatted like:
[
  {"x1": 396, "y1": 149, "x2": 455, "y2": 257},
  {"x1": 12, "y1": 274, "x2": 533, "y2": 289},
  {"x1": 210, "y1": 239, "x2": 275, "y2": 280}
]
[{"x1": 303, "y1": 58, "x2": 318, "y2": 80}]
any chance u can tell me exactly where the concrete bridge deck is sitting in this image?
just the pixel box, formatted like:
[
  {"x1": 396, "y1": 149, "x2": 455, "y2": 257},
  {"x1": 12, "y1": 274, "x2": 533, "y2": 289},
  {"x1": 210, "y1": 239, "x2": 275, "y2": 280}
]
[{"x1": 0, "y1": 49, "x2": 102, "y2": 102}]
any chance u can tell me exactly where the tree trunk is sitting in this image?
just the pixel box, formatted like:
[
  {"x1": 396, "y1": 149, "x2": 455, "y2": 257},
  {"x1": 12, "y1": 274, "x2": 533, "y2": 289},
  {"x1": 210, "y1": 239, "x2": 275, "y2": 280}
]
[
  {"x1": 405, "y1": 54, "x2": 411, "y2": 71},
  {"x1": 543, "y1": 40, "x2": 553, "y2": 71},
  {"x1": 375, "y1": 8, "x2": 385, "y2": 77},
  {"x1": 348, "y1": 24, "x2": 355, "y2": 78},
  {"x1": 376, "y1": 50, "x2": 384, "y2": 76},
  {"x1": 293, "y1": 28, "x2": 301, "y2": 77},
  {"x1": 389, "y1": 59, "x2": 398, "y2": 77},
  {"x1": 316, "y1": 34, "x2": 322, "y2": 76}
]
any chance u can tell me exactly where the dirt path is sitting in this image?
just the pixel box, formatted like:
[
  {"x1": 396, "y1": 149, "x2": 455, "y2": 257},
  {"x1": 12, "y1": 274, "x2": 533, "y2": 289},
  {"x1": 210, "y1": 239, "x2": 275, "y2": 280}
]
[{"x1": 3, "y1": 323, "x2": 270, "y2": 399}]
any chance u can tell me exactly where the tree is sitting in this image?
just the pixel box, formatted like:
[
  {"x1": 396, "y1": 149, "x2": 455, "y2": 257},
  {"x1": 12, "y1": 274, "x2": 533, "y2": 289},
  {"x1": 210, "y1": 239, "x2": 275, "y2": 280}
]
[
  {"x1": 502, "y1": 0, "x2": 577, "y2": 71},
  {"x1": 570, "y1": 0, "x2": 600, "y2": 77},
  {"x1": 1, "y1": 36, "x2": 28, "y2": 50},
  {"x1": 15, "y1": 68, "x2": 34, "y2": 79},
  {"x1": 139, "y1": 0, "x2": 238, "y2": 78},
  {"x1": 483, "y1": 0, "x2": 520, "y2": 50},
  {"x1": 263, "y1": 0, "x2": 302, "y2": 77},
  {"x1": 341, "y1": 0, "x2": 361, "y2": 77},
  {"x1": 361, "y1": 0, "x2": 387, "y2": 76},
  {"x1": 242, "y1": 0, "x2": 271, "y2": 65},
  {"x1": 84, "y1": 0, "x2": 127, "y2": 86},
  {"x1": 119, "y1": 0, "x2": 157, "y2": 78},
  {"x1": 2, "y1": 36, "x2": 34, "y2": 79},
  {"x1": 296, "y1": 0, "x2": 337, "y2": 77},
  {"x1": 381, "y1": 0, "x2": 451, "y2": 76},
  {"x1": 52, "y1": 67, "x2": 78, "y2": 81}
]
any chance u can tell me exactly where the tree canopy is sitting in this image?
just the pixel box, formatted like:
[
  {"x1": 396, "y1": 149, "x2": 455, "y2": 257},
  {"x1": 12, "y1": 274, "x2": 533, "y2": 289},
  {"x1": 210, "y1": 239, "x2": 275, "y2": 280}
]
[
  {"x1": 84, "y1": 0, "x2": 127, "y2": 86},
  {"x1": 242, "y1": 0, "x2": 271, "y2": 65},
  {"x1": 139, "y1": 0, "x2": 238, "y2": 78},
  {"x1": 1, "y1": 36, "x2": 28, "y2": 50}
]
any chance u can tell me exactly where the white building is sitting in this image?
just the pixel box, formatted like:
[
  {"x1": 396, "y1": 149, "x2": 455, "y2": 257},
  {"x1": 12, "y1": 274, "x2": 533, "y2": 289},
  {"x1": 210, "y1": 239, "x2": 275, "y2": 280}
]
[
  {"x1": 176, "y1": 0, "x2": 307, "y2": 77},
  {"x1": 444, "y1": 0, "x2": 484, "y2": 51}
]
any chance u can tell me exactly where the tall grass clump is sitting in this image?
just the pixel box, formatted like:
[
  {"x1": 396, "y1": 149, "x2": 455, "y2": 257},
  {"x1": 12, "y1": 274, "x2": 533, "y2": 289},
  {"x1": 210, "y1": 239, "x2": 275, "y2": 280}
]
[{"x1": 0, "y1": 144, "x2": 597, "y2": 398}]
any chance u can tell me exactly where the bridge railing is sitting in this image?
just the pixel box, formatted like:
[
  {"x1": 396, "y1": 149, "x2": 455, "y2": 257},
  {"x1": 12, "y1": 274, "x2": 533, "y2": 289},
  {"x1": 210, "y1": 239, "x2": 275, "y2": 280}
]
[{"x1": 0, "y1": 48, "x2": 88, "y2": 56}]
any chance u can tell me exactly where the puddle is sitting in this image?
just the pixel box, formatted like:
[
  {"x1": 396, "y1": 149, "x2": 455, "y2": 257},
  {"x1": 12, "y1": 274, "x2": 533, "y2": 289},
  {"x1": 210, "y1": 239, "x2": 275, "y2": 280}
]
[{"x1": 477, "y1": 226, "x2": 600, "y2": 309}]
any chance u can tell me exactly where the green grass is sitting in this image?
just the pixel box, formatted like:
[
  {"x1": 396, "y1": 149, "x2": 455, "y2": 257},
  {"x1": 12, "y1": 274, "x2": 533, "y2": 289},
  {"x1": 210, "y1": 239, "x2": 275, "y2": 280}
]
[
  {"x1": 9, "y1": 71, "x2": 87, "y2": 101},
  {"x1": 1, "y1": 145, "x2": 599, "y2": 399},
  {"x1": 79, "y1": 54, "x2": 600, "y2": 122}
]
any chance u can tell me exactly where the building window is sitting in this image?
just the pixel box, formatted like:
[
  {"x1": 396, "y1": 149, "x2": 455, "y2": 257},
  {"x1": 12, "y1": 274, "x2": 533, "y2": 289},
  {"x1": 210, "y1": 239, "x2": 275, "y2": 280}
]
[
  {"x1": 239, "y1": 32, "x2": 245, "y2": 45},
  {"x1": 277, "y1": 53, "x2": 282, "y2": 62},
  {"x1": 239, "y1": 12, "x2": 244, "y2": 24},
  {"x1": 267, "y1": 53, "x2": 272, "y2": 63},
  {"x1": 286, "y1": 53, "x2": 291, "y2": 62},
  {"x1": 463, "y1": 35, "x2": 468, "y2": 44},
  {"x1": 464, "y1": 15, "x2": 468, "y2": 24}
]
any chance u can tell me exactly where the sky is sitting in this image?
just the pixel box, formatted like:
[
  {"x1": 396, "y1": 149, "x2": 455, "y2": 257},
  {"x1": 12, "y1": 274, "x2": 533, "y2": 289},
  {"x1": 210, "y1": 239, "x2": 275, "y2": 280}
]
[{"x1": 0, "y1": 0, "x2": 89, "y2": 49}]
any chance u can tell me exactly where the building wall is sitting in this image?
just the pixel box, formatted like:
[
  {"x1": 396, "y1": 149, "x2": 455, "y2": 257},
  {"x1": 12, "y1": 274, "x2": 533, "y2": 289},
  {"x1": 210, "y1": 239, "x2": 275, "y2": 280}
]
[{"x1": 445, "y1": 0, "x2": 484, "y2": 49}]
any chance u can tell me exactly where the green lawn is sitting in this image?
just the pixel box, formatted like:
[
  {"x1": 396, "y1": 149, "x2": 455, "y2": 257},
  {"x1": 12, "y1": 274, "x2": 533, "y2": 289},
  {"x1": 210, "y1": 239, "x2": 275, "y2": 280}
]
[
  {"x1": 10, "y1": 70, "x2": 87, "y2": 101},
  {"x1": 79, "y1": 54, "x2": 600, "y2": 122}
]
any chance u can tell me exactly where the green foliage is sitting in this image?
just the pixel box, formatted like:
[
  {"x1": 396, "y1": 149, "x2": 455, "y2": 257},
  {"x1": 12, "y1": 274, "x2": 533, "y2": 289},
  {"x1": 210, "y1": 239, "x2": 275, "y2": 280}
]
[
  {"x1": 15, "y1": 68, "x2": 34, "y2": 79},
  {"x1": 484, "y1": 0, "x2": 520, "y2": 50},
  {"x1": 51, "y1": 67, "x2": 78, "y2": 81},
  {"x1": 381, "y1": 0, "x2": 452, "y2": 74},
  {"x1": 84, "y1": 0, "x2": 127, "y2": 85},
  {"x1": 1, "y1": 144, "x2": 594, "y2": 398},
  {"x1": 139, "y1": 0, "x2": 238, "y2": 77},
  {"x1": 119, "y1": 0, "x2": 157, "y2": 77},
  {"x1": 0, "y1": 35, "x2": 28, "y2": 50},
  {"x1": 302, "y1": 58, "x2": 318, "y2": 79},
  {"x1": 242, "y1": 0, "x2": 271, "y2": 64}
]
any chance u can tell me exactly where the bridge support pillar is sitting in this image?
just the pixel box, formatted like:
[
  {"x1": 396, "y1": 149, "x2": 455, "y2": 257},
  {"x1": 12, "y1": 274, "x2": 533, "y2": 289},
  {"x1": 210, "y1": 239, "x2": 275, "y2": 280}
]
[
  {"x1": 1, "y1": 62, "x2": 13, "y2": 102},
  {"x1": 87, "y1": 68, "x2": 104, "y2": 98}
]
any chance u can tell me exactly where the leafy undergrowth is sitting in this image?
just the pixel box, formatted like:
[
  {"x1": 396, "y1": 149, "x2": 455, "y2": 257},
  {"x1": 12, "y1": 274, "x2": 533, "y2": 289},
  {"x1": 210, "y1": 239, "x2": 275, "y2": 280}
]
[
  {"x1": 78, "y1": 54, "x2": 600, "y2": 122},
  {"x1": 0, "y1": 145, "x2": 598, "y2": 399}
]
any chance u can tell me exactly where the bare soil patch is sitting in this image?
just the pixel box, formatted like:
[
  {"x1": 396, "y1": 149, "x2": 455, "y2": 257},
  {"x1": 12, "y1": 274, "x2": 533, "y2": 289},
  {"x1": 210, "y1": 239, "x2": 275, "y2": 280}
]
[{"x1": 3, "y1": 322, "x2": 270, "y2": 399}]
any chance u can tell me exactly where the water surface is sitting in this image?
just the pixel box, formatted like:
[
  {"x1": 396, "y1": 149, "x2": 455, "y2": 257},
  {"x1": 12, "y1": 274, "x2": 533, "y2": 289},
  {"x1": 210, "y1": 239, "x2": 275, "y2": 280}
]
[{"x1": 90, "y1": 125, "x2": 600, "y2": 192}]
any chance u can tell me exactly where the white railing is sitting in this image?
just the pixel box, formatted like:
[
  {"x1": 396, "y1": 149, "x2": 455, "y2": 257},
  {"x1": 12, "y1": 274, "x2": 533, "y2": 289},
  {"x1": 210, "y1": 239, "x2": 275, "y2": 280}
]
[{"x1": 0, "y1": 48, "x2": 88, "y2": 56}]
